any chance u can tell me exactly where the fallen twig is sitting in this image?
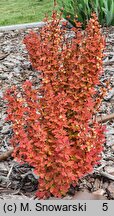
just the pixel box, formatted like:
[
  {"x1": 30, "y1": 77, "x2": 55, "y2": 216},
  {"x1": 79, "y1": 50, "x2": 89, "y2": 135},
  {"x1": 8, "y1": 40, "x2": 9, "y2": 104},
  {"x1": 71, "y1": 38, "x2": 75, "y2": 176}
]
[
  {"x1": 90, "y1": 113, "x2": 114, "y2": 125},
  {"x1": 7, "y1": 164, "x2": 14, "y2": 179},
  {"x1": 104, "y1": 156, "x2": 114, "y2": 162},
  {"x1": 99, "y1": 171, "x2": 114, "y2": 181},
  {"x1": 97, "y1": 113, "x2": 114, "y2": 123},
  {"x1": 0, "y1": 148, "x2": 13, "y2": 161},
  {"x1": 0, "y1": 52, "x2": 9, "y2": 60},
  {"x1": 21, "y1": 171, "x2": 39, "y2": 180}
]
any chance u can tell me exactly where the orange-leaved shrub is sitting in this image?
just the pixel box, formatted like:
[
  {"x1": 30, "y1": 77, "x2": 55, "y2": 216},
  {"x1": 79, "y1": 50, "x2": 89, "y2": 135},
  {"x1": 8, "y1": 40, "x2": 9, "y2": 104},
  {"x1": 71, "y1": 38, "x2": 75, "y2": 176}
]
[{"x1": 5, "y1": 11, "x2": 107, "y2": 198}]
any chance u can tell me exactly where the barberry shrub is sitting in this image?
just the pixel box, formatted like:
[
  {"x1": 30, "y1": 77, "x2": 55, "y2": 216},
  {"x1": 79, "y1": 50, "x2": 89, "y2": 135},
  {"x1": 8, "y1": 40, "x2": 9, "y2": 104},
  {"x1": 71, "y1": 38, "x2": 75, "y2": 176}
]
[{"x1": 5, "y1": 11, "x2": 106, "y2": 198}]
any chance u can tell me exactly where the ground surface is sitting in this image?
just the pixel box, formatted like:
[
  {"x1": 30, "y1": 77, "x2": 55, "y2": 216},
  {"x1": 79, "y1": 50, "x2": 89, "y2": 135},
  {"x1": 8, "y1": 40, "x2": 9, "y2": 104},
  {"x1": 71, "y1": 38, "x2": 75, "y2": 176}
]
[
  {"x1": 0, "y1": 25, "x2": 114, "y2": 200},
  {"x1": 0, "y1": 0, "x2": 53, "y2": 26}
]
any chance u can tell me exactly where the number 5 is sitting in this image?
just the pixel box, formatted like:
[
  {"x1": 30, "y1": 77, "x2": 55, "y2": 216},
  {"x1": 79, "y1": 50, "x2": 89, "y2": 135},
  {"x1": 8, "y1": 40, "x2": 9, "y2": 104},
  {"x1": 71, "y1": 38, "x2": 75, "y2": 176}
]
[{"x1": 102, "y1": 203, "x2": 108, "y2": 211}]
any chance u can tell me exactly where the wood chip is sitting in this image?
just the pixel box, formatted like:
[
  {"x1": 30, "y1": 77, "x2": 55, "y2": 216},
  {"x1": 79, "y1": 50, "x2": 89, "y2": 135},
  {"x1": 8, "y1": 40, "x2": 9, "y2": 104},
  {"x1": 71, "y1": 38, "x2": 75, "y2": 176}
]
[{"x1": 0, "y1": 148, "x2": 13, "y2": 161}]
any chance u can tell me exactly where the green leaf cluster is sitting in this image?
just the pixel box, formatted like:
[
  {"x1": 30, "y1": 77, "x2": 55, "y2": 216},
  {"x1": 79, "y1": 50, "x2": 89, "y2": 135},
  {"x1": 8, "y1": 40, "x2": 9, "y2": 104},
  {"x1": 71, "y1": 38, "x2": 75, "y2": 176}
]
[{"x1": 57, "y1": 0, "x2": 114, "y2": 27}]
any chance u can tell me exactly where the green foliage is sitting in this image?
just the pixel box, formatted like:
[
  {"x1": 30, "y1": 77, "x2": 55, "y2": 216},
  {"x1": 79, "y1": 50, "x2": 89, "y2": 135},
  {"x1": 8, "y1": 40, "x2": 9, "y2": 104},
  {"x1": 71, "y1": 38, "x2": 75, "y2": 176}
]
[
  {"x1": 57, "y1": 0, "x2": 114, "y2": 27},
  {"x1": 0, "y1": 0, "x2": 54, "y2": 26}
]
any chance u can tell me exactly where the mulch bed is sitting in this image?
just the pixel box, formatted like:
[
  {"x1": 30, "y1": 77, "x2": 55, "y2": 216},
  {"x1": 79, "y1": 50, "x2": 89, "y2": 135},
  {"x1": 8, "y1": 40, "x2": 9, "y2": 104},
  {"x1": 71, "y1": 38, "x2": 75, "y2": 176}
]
[{"x1": 0, "y1": 25, "x2": 114, "y2": 200}]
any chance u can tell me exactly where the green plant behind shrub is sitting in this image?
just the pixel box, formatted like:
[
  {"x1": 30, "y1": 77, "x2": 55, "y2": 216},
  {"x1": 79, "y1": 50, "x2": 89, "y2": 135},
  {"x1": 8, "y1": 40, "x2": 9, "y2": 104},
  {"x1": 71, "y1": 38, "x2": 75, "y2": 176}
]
[{"x1": 57, "y1": 0, "x2": 114, "y2": 27}]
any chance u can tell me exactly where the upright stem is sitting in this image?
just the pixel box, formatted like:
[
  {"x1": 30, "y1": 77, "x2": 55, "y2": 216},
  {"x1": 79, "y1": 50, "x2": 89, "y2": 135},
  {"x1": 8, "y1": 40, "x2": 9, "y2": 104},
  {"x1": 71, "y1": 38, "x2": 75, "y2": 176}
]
[{"x1": 54, "y1": 0, "x2": 57, "y2": 7}]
